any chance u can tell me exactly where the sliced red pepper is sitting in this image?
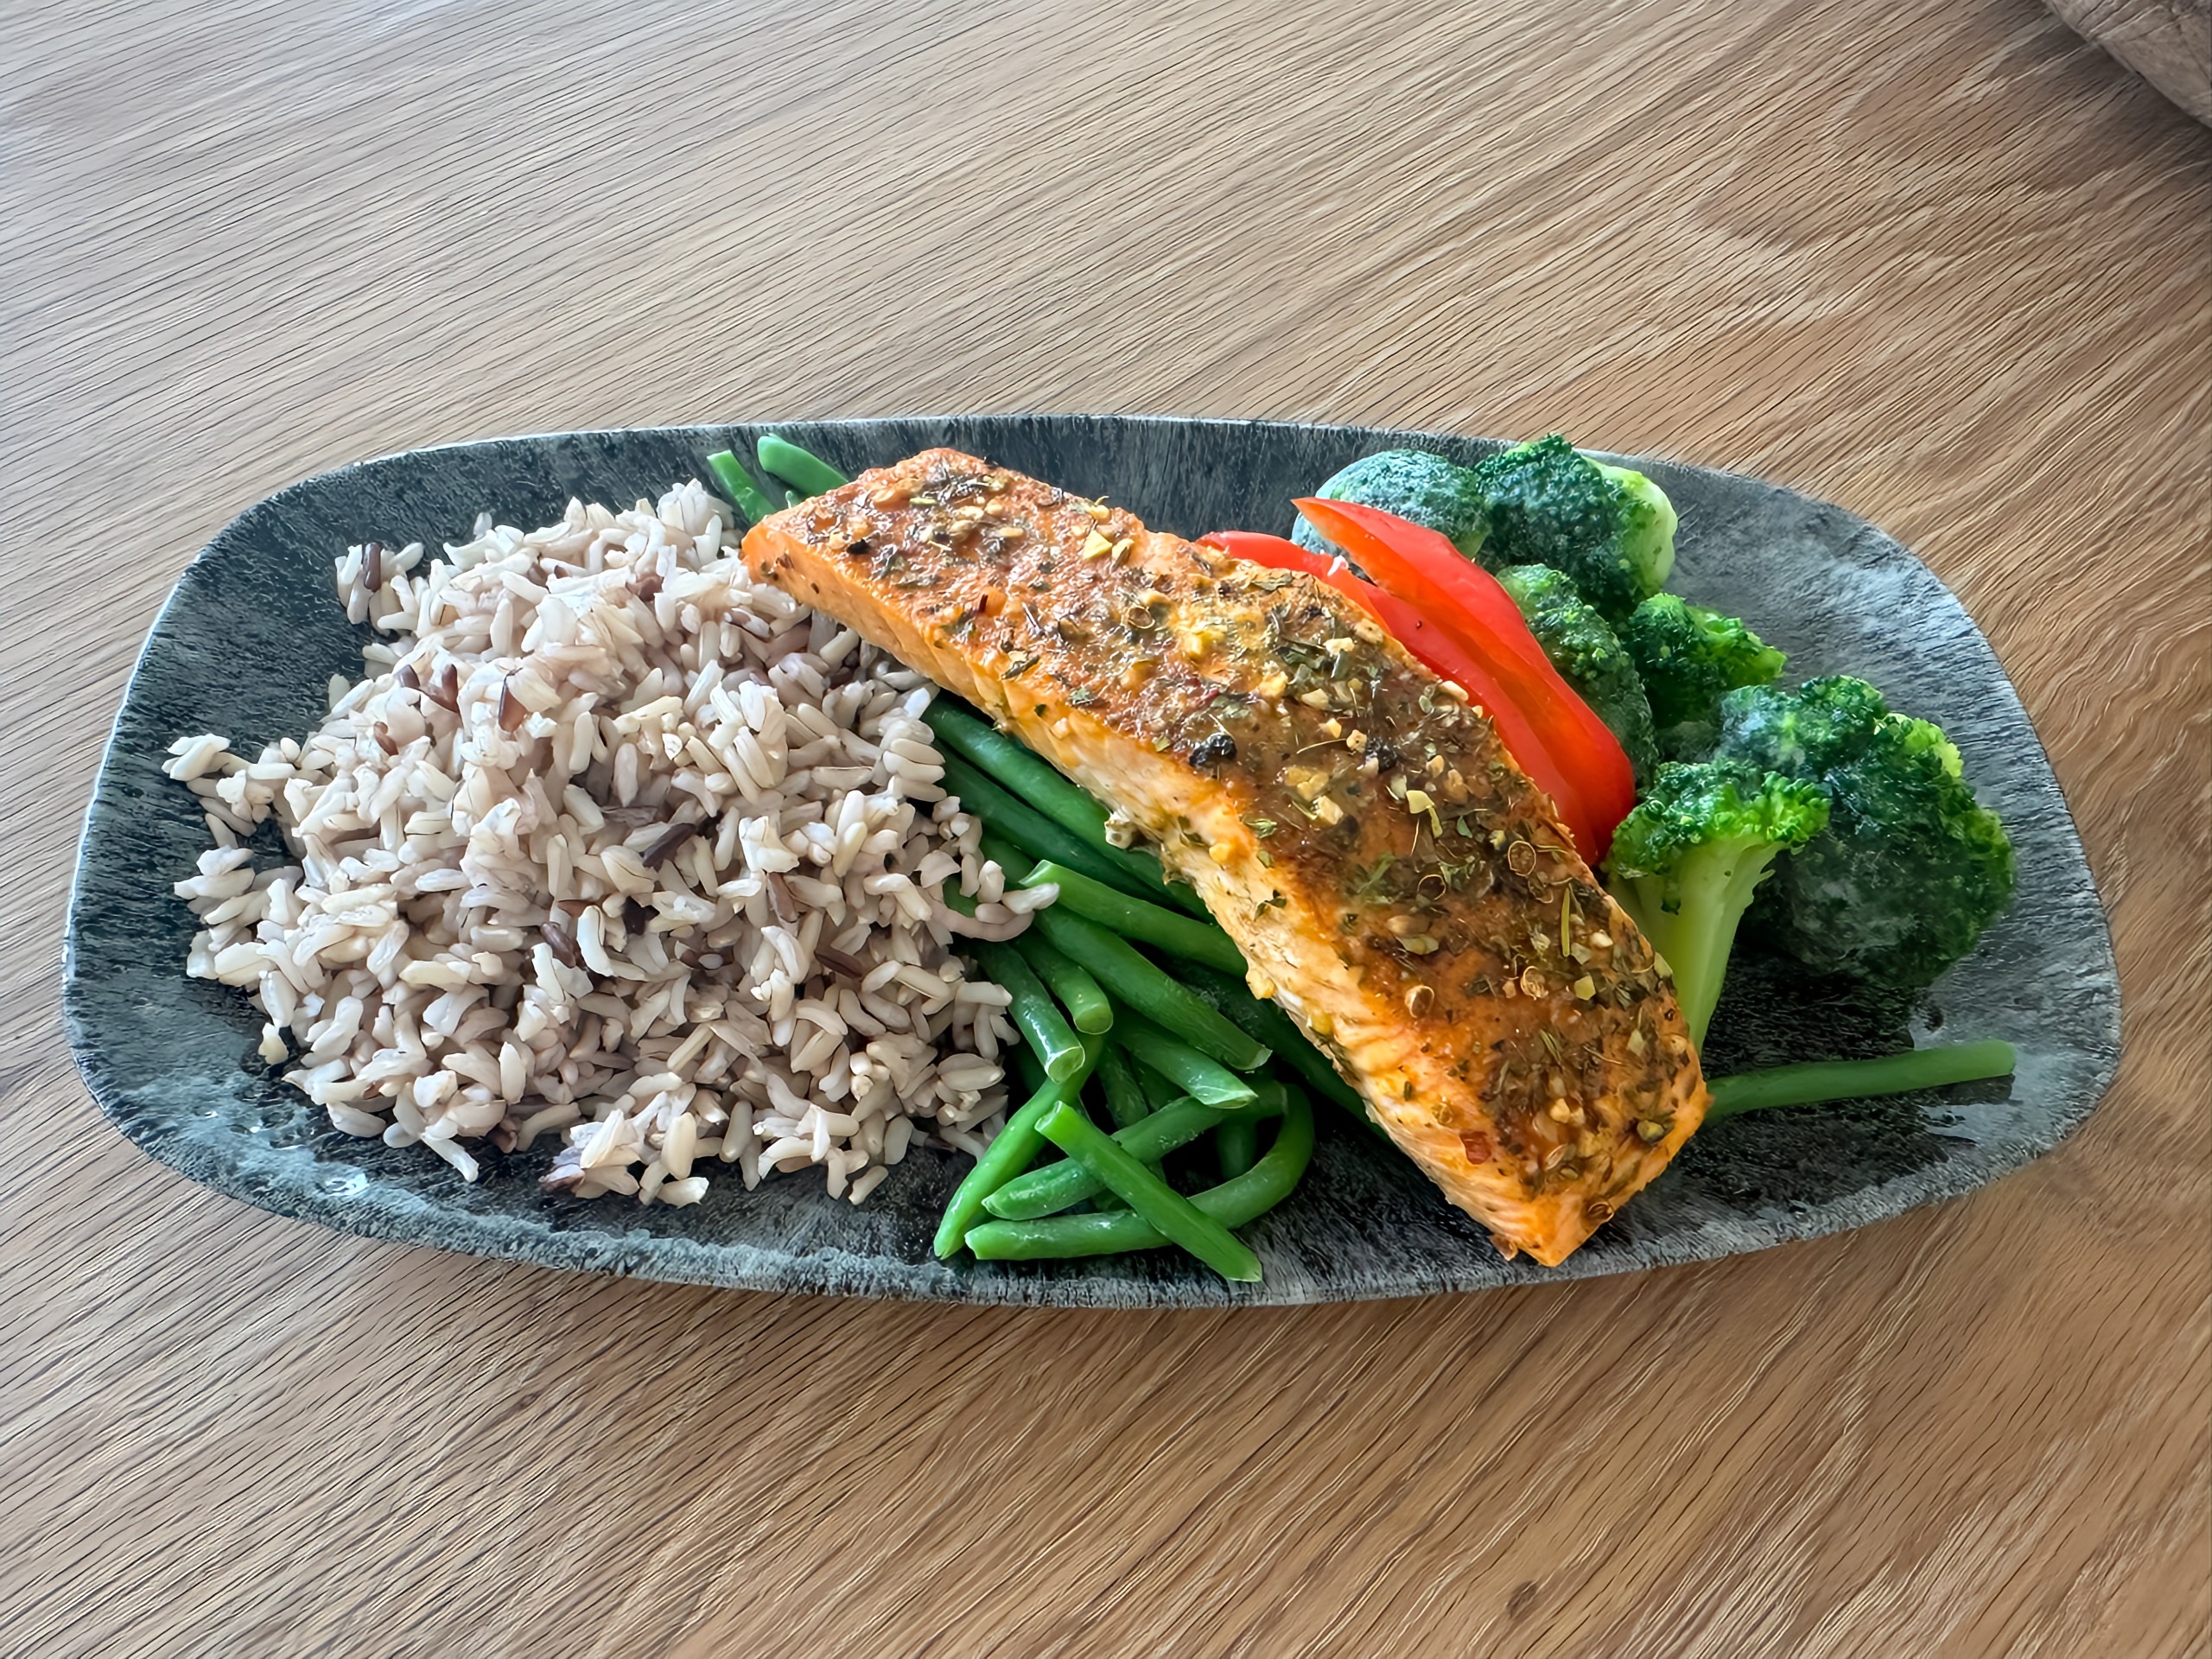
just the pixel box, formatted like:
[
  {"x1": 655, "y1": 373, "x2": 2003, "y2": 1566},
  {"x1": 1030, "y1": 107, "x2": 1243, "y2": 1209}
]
[
  {"x1": 1293, "y1": 498, "x2": 1637, "y2": 862},
  {"x1": 1195, "y1": 531, "x2": 1381, "y2": 619},
  {"x1": 1195, "y1": 529, "x2": 1310, "y2": 563},
  {"x1": 1199, "y1": 527, "x2": 1600, "y2": 854}
]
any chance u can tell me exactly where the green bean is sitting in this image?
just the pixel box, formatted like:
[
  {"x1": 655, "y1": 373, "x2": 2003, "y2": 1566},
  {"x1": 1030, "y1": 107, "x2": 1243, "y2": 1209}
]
[
  {"x1": 939, "y1": 753, "x2": 1155, "y2": 900},
  {"x1": 1089, "y1": 1064, "x2": 1141, "y2": 1196},
  {"x1": 976, "y1": 831, "x2": 1042, "y2": 893},
  {"x1": 1160, "y1": 874, "x2": 1212, "y2": 918},
  {"x1": 944, "y1": 883, "x2": 1054, "y2": 1095},
  {"x1": 705, "y1": 450, "x2": 779, "y2": 527},
  {"x1": 755, "y1": 433, "x2": 850, "y2": 498},
  {"x1": 1173, "y1": 962, "x2": 1380, "y2": 1135},
  {"x1": 969, "y1": 941, "x2": 1084, "y2": 1082},
  {"x1": 925, "y1": 701, "x2": 1103, "y2": 837},
  {"x1": 987, "y1": 1096, "x2": 1219, "y2": 1219},
  {"x1": 931, "y1": 1032, "x2": 1103, "y2": 1257},
  {"x1": 1019, "y1": 861, "x2": 1244, "y2": 975},
  {"x1": 1012, "y1": 929, "x2": 1112, "y2": 1036},
  {"x1": 986, "y1": 1080, "x2": 1285, "y2": 1220},
  {"x1": 1130, "y1": 1052, "x2": 1186, "y2": 1113},
  {"x1": 1093, "y1": 1043, "x2": 1150, "y2": 1128},
  {"x1": 1029, "y1": 908, "x2": 1268, "y2": 1071},
  {"x1": 1036, "y1": 1103, "x2": 1261, "y2": 1281},
  {"x1": 1109, "y1": 1009, "x2": 1255, "y2": 1107},
  {"x1": 942, "y1": 890, "x2": 1042, "y2": 1087},
  {"x1": 1012, "y1": 1042, "x2": 1051, "y2": 1097},
  {"x1": 1109, "y1": 1071, "x2": 1179, "y2": 1205},
  {"x1": 1215, "y1": 1118, "x2": 1258, "y2": 1179},
  {"x1": 922, "y1": 702, "x2": 1208, "y2": 914},
  {"x1": 1706, "y1": 1040, "x2": 2018, "y2": 1120},
  {"x1": 1089, "y1": 1045, "x2": 1152, "y2": 1209},
  {"x1": 969, "y1": 1089, "x2": 1314, "y2": 1263}
]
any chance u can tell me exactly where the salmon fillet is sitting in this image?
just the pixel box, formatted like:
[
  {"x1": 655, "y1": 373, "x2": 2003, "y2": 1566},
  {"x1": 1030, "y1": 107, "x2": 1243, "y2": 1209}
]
[{"x1": 742, "y1": 448, "x2": 1707, "y2": 1264}]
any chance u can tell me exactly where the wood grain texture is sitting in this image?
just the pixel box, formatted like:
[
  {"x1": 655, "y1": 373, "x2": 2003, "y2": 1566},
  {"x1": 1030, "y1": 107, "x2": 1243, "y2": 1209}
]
[{"x1": 3, "y1": 1, "x2": 2206, "y2": 1654}]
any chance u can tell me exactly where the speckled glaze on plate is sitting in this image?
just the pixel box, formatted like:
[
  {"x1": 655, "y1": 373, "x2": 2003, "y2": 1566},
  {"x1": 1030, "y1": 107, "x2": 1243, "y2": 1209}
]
[{"x1": 62, "y1": 417, "x2": 2120, "y2": 1307}]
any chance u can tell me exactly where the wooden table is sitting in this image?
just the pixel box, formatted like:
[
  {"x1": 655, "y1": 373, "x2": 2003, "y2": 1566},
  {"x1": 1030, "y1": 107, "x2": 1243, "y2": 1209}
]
[{"x1": 6, "y1": 3, "x2": 2207, "y2": 1653}]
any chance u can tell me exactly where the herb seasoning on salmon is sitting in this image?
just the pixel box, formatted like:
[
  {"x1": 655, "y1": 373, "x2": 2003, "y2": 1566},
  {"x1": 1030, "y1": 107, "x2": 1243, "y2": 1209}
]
[{"x1": 744, "y1": 448, "x2": 1709, "y2": 1264}]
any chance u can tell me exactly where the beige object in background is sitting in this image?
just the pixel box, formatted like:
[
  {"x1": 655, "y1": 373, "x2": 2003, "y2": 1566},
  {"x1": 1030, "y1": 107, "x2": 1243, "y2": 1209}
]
[{"x1": 2048, "y1": 0, "x2": 2212, "y2": 119}]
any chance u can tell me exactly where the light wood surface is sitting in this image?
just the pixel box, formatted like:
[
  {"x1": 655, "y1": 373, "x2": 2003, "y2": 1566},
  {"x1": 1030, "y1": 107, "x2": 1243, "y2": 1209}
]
[{"x1": 5, "y1": 2, "x2": 2208, "y2": 1654}]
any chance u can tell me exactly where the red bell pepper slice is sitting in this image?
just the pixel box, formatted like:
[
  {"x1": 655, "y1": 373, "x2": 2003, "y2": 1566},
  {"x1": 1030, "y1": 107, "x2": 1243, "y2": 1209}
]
[
  {"x1": 1194, "y1": 529, "x2": 1311, "y2": 563},
  {"x1": 1195, "y1": 531, "x2": 1380, "y2": 619},
  {"x1": 1292, "y1": 498, "x2": 1637, "y2": 862},
  {"x1": 1198, "y1": 528, "x2": 1603, "y2": 855}
]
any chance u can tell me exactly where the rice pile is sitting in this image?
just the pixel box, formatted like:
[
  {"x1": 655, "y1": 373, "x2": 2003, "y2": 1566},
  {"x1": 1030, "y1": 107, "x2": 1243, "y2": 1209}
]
[{"x1": 164, "y1": 480, "x2": 1050, "y2": 1207}]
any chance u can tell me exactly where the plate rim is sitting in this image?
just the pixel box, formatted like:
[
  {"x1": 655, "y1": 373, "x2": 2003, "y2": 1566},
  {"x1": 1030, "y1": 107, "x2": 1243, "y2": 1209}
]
[{"x1": 61, "y1": 414, "x2": 2125, "y2": 1306}]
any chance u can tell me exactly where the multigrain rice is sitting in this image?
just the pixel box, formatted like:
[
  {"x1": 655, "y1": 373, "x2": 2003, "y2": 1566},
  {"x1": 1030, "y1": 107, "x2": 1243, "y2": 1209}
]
[{"x1": 165, "y1": 481, "x2": 1051, "y2": 1206}]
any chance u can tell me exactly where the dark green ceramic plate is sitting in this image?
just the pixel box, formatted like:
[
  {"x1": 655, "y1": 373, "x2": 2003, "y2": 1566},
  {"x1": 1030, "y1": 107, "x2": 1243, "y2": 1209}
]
[{"x1": 63, "y1": 417, "x2": 2120, "y2": 1306}]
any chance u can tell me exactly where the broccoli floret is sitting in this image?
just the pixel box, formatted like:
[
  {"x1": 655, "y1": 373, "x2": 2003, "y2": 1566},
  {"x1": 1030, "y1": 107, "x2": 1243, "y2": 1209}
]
[
  {"x1": 1291, "y1": 448, "x2": 1491, "y2": 564},
  {"x1": 1621, "y1": 594, "x2": 1788, "y2": 760},
  {"x1": 1468, "y1": 435, "x2": 1676, "y2": 624},
  {"x1": 1495, "y1": 564, "x2": 1658, "y2": 782},
  {"x1": 1714, "y1": 677, "x2": 2017, "y2": 988},
  {"x1": 1713, "y1": 673, "x2": 1889, "y2": 772},
  {"x1": 1604, "y1": 761, "x2": 1832, "y2": 1046}
]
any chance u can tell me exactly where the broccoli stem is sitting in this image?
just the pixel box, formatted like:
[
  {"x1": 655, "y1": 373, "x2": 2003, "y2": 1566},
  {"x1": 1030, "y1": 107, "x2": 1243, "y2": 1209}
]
[
  {"x1": 1613, "y1": 836, "x2": 1785, "y2": 1049},
  {"x1": 1704, "y1": 1040, "x2": 2016, "y2": 1120}
]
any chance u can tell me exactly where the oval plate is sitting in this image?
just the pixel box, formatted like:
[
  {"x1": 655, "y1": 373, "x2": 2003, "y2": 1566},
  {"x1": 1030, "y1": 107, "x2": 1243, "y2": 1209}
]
[{"x1": 63, "y1": 417, "x2": 2121, "y2": 1306}]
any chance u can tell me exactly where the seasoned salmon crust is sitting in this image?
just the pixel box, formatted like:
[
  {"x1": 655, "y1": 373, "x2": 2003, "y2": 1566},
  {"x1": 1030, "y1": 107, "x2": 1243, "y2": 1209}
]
[{"x1": 743, "y1": 448, "x2": 1707, "y2": 1264}]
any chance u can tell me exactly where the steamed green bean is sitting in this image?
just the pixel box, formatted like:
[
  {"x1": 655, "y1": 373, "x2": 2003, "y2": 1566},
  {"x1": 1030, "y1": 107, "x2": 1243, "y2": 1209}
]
[
  {"x1": 1037, "y1": 1103, "x2": 1261, "y2": 1282},
  {"x1": 922, "y1": 702, "x2": 1206, "y2": 913},
  {"x1": 705, "y1": 450, "x2": 779, "y2": 527},
  {"x1": 1093, "y1": 1043, "x2": 1151, "y2": 1129},
  {"x1": 1173, "y1": 961, "x2": 1377, "y2": 1133},
  {"x1": 1131, "y1": 1052, "x2": 1186, "y2": 1113},
  {"x1": 931, "y1": 1033, "x2": 1103, "y2": 1258},
  {"x1": 1012, "y1": 929, "x2": 1113, "y2": 1035},
  {"x1": 1019, "y1": 861, "x2": 1243, "y2": 975},
  {"x1": 939, "y1": 753, "x2": 1151, "y2": 899},
  {"x1": 1707, "y1": 1040, "x2": 2018, "y2": 1119},
  {"x1": 1011, "y1": 1042, "x2": 1051, "y2": 1097},
  {"x1": 985, "y1": 1080, "x2": 1285, "y2": 1220},
  {"x1": 1109, "y1": 1010, "x2": 1255, "y2": 1107},
  {"x1": 755, "y1": 433, "x2": 850, "y2": 497},
  {"x1": 1028, "y1": 908, "x2": 1268, "y2": 1071},
  {"x1": 967, "y1": 1089, "x2": 1313, "y2": 1264},
  {"x1": 969, "y1": 940, "x2": 1084, "y2": 1082},
  {"x1": 1089, "y1": 1043, "x2": 1151, "y2": 1209},
  {"x1": 1214, "y1": 1118, "x2": 1258, "y2": 1179}
]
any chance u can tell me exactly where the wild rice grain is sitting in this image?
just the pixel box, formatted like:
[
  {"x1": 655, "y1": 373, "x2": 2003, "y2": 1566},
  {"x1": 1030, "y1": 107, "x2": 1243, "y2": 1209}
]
[{"x1": 165, "y1": 482, "x2": 1046, "y2": 1207}]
